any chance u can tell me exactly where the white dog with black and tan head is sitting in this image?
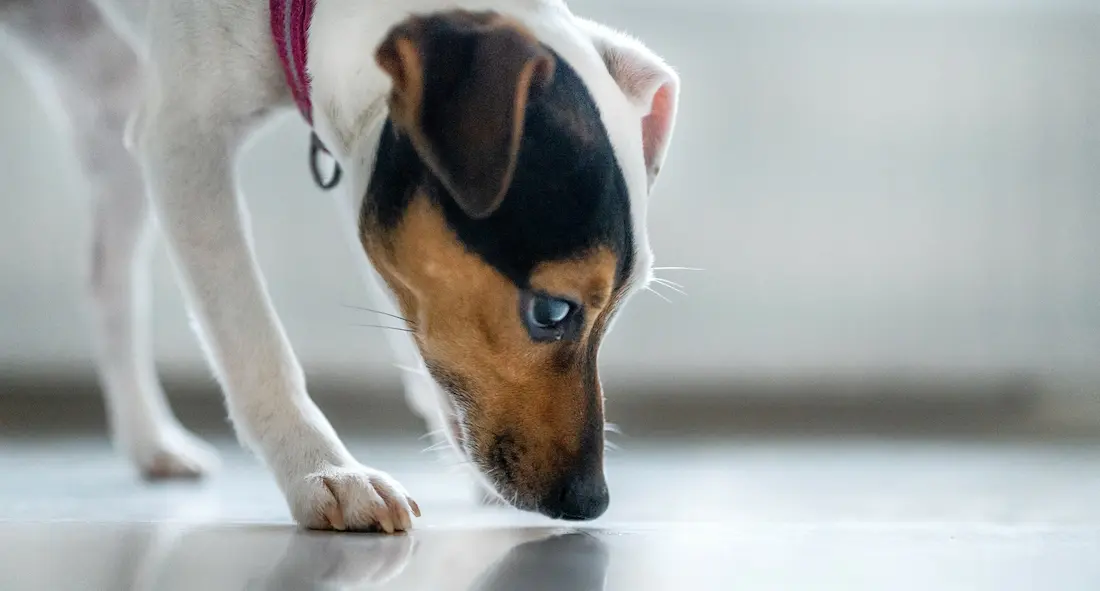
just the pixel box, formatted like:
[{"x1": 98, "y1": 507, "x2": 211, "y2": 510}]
[{"x1": 0, "y1": 0, "x2": 678, "y2": 531}]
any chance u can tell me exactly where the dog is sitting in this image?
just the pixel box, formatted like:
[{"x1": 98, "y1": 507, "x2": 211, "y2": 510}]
[{"x1": 0, "y1": 0, "x2": 679, "y2": 531}]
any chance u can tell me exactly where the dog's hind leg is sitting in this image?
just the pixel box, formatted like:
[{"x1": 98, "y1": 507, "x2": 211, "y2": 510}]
[{"x1": 0, "y1": 1, "x2": 218, "y2": 479}]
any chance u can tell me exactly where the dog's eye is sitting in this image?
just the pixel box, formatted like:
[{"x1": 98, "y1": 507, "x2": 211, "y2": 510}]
[
  {"x1": 531, "y1": 296, "x2": 571, "y2": 327},
  {"x1": 521, "y1": 292, "x2": 580, "y2": 342}
]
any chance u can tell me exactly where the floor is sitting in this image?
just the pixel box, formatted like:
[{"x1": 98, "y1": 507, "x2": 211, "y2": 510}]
[{"x1": 2, "y1": 434, "x2": 1099, "y2": 590}]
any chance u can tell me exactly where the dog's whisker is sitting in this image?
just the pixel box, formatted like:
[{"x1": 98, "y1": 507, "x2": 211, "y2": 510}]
[
  {"x1": 340, "y1": 304, "x2": 414, "y2": 325},
  {"x1": 394, "y1": 363, "x2": 429, "y2": 377},
  {"x1": 604, "y1": 422, "x2": 622, "y2": 434},
  {"x1": 418, "y1": 429, "x2": 446, "y2": 441},
  {"x1": 652, "y1": 276, "x2": 686, "y2": 290},
  {"x1": 643, "y1": 285, "x2": 672, "y2": 303},
  {"x1": 421, "y1": 440, "x2": 454, "y2": 454},
  {"x1": 647, "y1": 282, "x2": 682, "y2": 299},
  {"x1": 445, "y1": 461, "x2": 477, "y2": 473},
  {"x1": 352, "y1": 323, "x2": 417, "y2": 333},
  {"x1": 654, "y1": 284, "x2": 687, "y2": 297},
  {"x1": 651, "y1": 277, "x2": 687, "y2": 295},
  {"x1": 651, "y1": 266, "x2": 705, "y2": 272}
]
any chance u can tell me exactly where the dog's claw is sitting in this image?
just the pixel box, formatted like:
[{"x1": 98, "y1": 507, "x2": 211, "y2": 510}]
[
  {"x1": 380, "y1": 516, "x2": 395, "y2": 534},
  {"x1": 321, "y1": 494, "x2": 347, "y2": 531}
]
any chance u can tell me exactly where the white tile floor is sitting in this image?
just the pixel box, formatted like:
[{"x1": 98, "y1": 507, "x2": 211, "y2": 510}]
[{"x1": 2, "y1": 435, "x2": 1099, "y2": 590}]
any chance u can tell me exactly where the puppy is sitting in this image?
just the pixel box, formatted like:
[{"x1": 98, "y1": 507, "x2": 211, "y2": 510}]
[{"x1": 0, "y1": 0, "x2": 679, "y2": 531}]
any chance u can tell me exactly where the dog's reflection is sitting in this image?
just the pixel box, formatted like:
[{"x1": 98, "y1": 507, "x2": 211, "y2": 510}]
[
  {"x1": 252, "y1": 530, "x2": 609, "y2": 591},
  {"x1": 249, "y1": 532, "x2": 416, "y2": 590},
  {"x1": 469, "y1": 533, "x2": 610, "y2": 591},
  {"x1": 122, "y1": 520, "x2": 610, "y2": 590}
]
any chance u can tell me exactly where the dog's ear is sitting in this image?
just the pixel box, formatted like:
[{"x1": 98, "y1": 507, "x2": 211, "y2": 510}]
[
  {"x1": 581, "y1": 20, "x2": 680, "y2": 191},
  {"x1": 376, "y1": 11, "x2": 556, "y2": 219}
]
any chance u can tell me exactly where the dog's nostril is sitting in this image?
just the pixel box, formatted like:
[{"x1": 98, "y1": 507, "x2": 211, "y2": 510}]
[{"x1": 540, "y1": 471, "x2": 609, "y2": 521}]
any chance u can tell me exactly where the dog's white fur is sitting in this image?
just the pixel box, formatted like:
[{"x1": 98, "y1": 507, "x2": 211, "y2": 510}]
[{"x1": 0, "y1": 0, "x2": 678, "y2": 530}]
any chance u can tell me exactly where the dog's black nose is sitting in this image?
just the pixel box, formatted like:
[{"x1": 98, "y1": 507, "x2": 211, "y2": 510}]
[{"x1": 540, "y1": 470, "x2": 609, "y2": 521}]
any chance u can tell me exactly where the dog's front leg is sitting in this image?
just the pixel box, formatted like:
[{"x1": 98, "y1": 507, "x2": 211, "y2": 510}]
[{"x1": 135, "y1": 103, "x2": 418, "y2": 532}]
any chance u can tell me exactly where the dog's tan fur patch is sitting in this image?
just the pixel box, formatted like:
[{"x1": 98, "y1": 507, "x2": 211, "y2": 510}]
[
  {"x1": 362, "y1": 192, "x2": 619, "y2": 498},
  {"x1": 530, "y1": 250, "x2": 616, "y2": 311}
]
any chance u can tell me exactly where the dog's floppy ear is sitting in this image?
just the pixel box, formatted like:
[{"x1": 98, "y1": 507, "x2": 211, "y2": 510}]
[
  {"x1": 376, "y1": 11, "x2": 556, "y2": 219},
  {"x1": 581, "y1": 19, "x2": 680, "y2": 190}
]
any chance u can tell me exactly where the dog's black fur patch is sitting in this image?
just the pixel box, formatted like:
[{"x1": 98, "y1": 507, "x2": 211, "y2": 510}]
[{"x1": 364, "y1": 49, "x2": 635, "y2": 291}]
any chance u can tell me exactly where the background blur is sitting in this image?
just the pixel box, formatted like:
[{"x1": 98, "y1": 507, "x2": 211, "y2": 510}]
[{"x1": 2, "y1": 0, "x2": 1099, "y2": 430}]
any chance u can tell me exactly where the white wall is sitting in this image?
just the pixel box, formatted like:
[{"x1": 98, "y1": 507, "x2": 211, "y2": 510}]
[{"x1": 1, "y1": 2, "x2": 1098, "y2": 395}]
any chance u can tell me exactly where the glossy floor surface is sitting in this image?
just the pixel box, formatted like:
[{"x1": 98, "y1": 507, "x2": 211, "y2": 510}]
[{"x1": 2, "y1": 435, "x2": 1099, "y2": 590}]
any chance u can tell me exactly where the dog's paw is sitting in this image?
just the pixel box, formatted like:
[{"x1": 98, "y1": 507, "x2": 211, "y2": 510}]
[
  {"x1": 127, "y1": 427, "x2": 220, "y2": 481},
  {"x1": 289, "y1": 464, "x2": 421, "y2": 533}
]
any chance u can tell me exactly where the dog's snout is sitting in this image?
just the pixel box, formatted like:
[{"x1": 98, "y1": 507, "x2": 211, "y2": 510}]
[{"x1": 540, "y1": 468, "x2": 609, "y2": 521}]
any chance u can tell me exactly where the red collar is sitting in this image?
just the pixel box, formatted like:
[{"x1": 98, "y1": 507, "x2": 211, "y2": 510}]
[{"x1": 271, "y1": 0, "x2": 316, "y2": 124}]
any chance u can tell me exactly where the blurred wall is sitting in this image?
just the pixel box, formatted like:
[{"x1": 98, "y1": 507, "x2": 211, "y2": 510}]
[{"x1": 1, "y1": 1, "x2": 1098, "y2": 397}]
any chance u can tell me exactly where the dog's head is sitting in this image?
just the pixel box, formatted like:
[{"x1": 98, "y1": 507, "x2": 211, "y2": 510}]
[{"x1": 359, "y1": 10, "x2": 678, "y2": 520}]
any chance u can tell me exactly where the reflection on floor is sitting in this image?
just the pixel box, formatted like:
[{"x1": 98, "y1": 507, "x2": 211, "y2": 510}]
[{"x1": 1, "y1": 435, "x2": 1099, "y2": 590}]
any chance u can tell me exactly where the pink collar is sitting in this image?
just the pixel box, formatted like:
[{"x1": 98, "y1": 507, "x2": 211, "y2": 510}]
[
  {"x1": 271, "y1": 0, "x2": 316, "y2": 124},
  {"x1": 271, "y1": 0, "x2": 341, "y2": 188}
]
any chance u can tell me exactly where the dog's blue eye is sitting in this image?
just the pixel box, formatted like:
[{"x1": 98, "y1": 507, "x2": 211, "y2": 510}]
[
  {"x1": 521, "y1": 292, "x2": 579, "y2": 342},
  {"x1": 530, "y1": 296, "x2": 571, "y2": 327}
]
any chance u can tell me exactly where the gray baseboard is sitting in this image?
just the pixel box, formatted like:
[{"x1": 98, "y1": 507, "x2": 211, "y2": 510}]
[{"x1": 3, "y1": 370, "x2": 1098, "y2": 440}]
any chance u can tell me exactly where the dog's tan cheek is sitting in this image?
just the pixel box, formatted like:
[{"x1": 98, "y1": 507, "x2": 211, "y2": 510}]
[
  {"x1": 365, "y1": 193, "x2": 523, "y2": 368},
  {"x1": 359, "y1": 220, "x2": 419, "y2": 328}
]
